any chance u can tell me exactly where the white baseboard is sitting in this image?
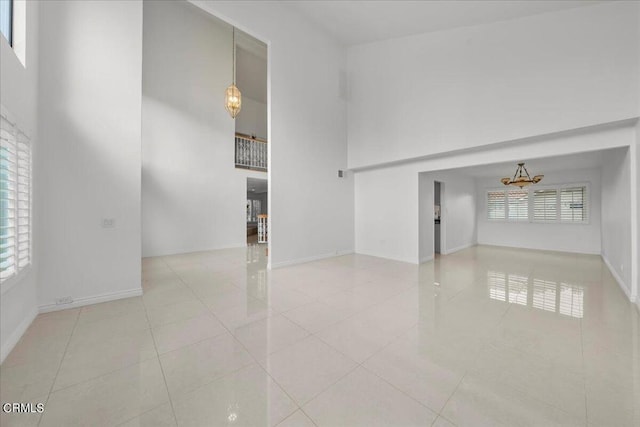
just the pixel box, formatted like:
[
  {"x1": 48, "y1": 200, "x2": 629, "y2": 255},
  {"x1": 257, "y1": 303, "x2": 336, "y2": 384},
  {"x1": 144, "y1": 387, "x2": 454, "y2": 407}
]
[
  {"x1": 270, "y1": 250, "x2": 354, "y2": 269},
  {"x1": 442, "y1": 242, "x2": 476, "y2": 255},
  {"x1": 1, "y1": 307, "x2": 37, "y2": 364},
  {"x1": 352, "y1": 249, "x2": 418, "y2": 265},
  {"x1": 38, "y1": 288, "x2": 143, "y2": 314},
  {"x1": 477, "y1": 242, "x2": 601, "y2": 256},
  {"x1": 601, "y1": 254, "x2": 634, "y2": 302},
  {"x1": 420, "y1": 255, "x2": 434, "y2": 264}
]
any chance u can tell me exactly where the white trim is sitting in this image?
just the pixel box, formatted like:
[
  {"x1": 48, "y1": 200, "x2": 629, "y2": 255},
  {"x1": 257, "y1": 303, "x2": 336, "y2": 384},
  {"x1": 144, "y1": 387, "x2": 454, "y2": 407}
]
[
  {"x1": 420, "y1": 255, "x2": 434, "y2": 264},
  {"x1": 602, "y1": 254, "x2": 634, "y2": 302},
  {"x1": 38, "y1": 288, "x2": 143, "y2": 313},
  {"x1": 442, "y1": 242, "x2": 476, "y2": 255},
  {"x1": 477, "y1": 243, "x2": 601, "y2": 256},
  {"x1": 353, "y1": 250, "x2": 417, "y2": 265},
  {"x1": 0, "y1": 307, "x2": 37, "y2": 364},
  {"x1": 485, "y1": 182, "x2": 591, "y2": 225},
  {"x1": 628, "y1": 137, "x2": 638, "y2": 302},
  {"x1": 0, "y1": 265, "x2": 32, "y2": 295},
  {"x1": 142, "y1": 244, "x2": 246, "y2": 259},
  {"x1": 269, "y1": 250, "x2": 355, "y2": 269}
]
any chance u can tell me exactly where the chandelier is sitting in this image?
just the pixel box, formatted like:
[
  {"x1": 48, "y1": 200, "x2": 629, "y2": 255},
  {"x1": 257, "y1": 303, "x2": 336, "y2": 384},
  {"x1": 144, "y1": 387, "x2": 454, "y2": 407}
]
[
  {"x1": 500, "y1": 163, "x2": 543, "y2": 188},
  {"x1": 225, "y1": 27, "x2": 242, "y2": 119}
]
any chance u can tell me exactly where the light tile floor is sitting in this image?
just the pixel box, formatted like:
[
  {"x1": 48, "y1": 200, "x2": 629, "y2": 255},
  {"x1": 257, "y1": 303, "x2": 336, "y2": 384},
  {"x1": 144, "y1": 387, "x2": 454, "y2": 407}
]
[{"x1": 2, "y1": 245, "x2": 639, "y2": 426}]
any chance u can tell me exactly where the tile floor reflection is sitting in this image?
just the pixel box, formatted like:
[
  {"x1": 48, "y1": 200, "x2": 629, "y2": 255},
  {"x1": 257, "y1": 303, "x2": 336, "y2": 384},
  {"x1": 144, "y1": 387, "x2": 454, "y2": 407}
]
[{"x1": 1, "y1": 245, "x2": 639, "y2": 426}]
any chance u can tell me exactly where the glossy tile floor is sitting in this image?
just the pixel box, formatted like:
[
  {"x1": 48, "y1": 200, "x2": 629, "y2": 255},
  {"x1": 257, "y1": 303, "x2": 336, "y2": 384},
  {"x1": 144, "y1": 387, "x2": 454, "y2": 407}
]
[{"x1": 2, "y1": 245, "x2": 639, "y2": 426}]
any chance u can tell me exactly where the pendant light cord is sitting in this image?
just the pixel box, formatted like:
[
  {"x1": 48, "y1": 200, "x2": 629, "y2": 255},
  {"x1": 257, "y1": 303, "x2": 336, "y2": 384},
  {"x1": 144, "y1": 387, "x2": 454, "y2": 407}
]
[{"x1": 232, "y1": 27, "x2": 236, "y2": 85}]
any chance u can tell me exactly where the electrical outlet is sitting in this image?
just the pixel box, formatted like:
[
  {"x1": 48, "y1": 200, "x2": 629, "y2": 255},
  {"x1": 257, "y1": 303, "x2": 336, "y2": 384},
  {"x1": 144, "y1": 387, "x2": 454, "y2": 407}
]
[
  {"x1": 56, "y1": 296, "x2": 73, "y2": 305},
  {"x1": 102, "y1": 218, "x2": 115, "y2": 228},
  {"x1": 621, "y1": 264, "x2": 624, "y2": 272}
]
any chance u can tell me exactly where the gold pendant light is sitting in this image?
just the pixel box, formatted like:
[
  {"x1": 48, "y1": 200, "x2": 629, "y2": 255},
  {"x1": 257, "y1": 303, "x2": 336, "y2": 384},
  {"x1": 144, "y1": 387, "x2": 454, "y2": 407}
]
[
  {"x1": 225, "y1": 27, "x2": 242, "y2": 119},
  {"x1": 500, "y1": 163, "x2": 543, "y2": 188}
]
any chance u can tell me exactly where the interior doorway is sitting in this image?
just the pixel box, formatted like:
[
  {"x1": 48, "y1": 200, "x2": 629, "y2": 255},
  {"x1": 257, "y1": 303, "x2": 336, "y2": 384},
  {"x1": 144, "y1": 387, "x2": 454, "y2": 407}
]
[
  {"x1": 434, "y1": 181, "x2": 442, "y2": 254},
  {"x1": 247, "y1": 177, "x2": 268, "y2": 244}
]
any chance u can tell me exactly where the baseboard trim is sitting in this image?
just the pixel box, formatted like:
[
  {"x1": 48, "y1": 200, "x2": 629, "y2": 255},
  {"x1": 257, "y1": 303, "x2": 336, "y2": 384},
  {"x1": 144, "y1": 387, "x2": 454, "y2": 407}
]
[
  {"x1": 270, "y1": 250, "x2": 354, "y2": 269},
  {"x1": 601, "y1": 254, "x2": 634, "y2": 303},
  {"x1": 353, "y1": 249, "x2": 418, "y2": 265},
  {"x1": 477, "y1": 242, "x2": 601, "y2": 256},
  {"x1": 442, "y1": 242, "x2": 476, "y2": 255},
  {"x1": 419, "y1": 255, "x2": 434, "y2": 264},
  {"x1": 1, "y1": 307, "x2": 38, "y2": 364},
  {"x1": 38, "y1": 288, "x2": 143, "y2": 314}
]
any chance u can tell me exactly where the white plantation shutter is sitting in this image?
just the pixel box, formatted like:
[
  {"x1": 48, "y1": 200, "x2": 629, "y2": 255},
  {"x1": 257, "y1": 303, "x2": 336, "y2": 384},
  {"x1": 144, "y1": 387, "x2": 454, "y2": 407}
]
[
  {"x1": 16, "y1": 132, "x2": 30, "y2": 269},
  {"x1": 533, "y1": 189, "x2": 557, "y2": 221},
  {"x1": 1, "y1": 115, "x2": 17, "y2": 280},
  {"x1": 0, "y1": 111, "x2": 31, "y2": 283},
  {"x1": 560, "y1": 186, "x2": 586, "y2": 223},
  {"x1": 487, "y1": 191, "x2": 505, "y2": 220},
  {"x1": 507, "y1": 189, "x2": 528, "y2": 220}
]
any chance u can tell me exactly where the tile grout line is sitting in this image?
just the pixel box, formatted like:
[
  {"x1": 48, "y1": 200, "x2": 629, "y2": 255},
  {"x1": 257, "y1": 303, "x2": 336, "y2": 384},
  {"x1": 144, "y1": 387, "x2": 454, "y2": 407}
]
[
  {"x1": 169, "y1": 253, "x2": 306, "y2": 425},
  {"x1": 142, "y1": 256, "x2": 180, "y2": 427},
  {"x1": 580, "y1": 317, "x2": 589, "y2": 425},
  {"x1": 36, "y1": 308, "x2": 81, "y2": 427},
  {"x1": 184, "y1": 252, "x2": 424, "y2": 425}
]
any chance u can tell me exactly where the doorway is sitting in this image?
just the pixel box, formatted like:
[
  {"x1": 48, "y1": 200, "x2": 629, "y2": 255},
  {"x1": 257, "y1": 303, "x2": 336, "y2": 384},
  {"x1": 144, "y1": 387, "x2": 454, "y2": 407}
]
[
  {"x1": 247, "y1": 177, "x2": 267, "y2": 244},
  {"x1": 434, "y1": 181, "x2": 442, "y2": 254}
]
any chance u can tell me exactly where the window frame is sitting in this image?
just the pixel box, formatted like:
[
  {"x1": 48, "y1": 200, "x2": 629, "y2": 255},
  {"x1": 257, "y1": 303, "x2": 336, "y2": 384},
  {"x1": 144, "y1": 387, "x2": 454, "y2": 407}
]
[
  {"x1": 486, "y1": 190, "x2": 507, "y2": 221},
  {"x1": 558, "y1": 184, "x2": 589, "y2": 225},
  {"x1": 506, "y1": 188, "x2": 529, "y2": 222},
  {"x1": 485, "y1": 182, "x2": 590, "y2": 225},
  {"x1": 0, "y1": 0, "x2": 12, "y2": 47}
]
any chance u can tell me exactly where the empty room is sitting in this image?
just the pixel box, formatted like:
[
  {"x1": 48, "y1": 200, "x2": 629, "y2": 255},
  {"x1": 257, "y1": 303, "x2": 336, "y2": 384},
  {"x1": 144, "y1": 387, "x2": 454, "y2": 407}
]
[{"x1": 0, "y1": 1, "x2": 638, "y2": 426}]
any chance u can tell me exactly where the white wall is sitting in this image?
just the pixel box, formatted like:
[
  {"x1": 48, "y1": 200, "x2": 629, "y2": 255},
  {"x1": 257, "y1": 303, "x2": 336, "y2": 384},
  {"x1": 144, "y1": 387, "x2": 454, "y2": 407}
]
[
  {"x1": 348, "y1": 1, "x2": 640, "y2": 169},
  {"x1": 191, "y1": 1, "x2": 354, "y2": 267},
  {"x1": 236, "y1": 96, "x2": 267, "y2": 140},
  {"x1": 636, "y1": 121, "x2": 640, "y2": 310},
  {"x1": 602, "y1": 148, "x2": 633, "y2": 299},
  {"x1": 477, "y1": 168, "x2": 602, "y2": 255},
  {"x1": 419, "y1": 172, "x2": 477, "y2": 263},
  {"x1": 356, "y1": 165, "x2": 418, "y2": 263},
  {"x1": 0, "y1": 0, "x2": 39, "y2": 362},
  {"x1": 354, "y1": 123, "x2": 635, "y2": 264},
  {"x1": 142, "y1": 0, "x2": 266, "y2": 257},
  {"x1": 38, "y1": 0, "x2": 143, "y2": 310},
  {"x1": 356, "y1": 167, "x2": 477, "y2": 265}
]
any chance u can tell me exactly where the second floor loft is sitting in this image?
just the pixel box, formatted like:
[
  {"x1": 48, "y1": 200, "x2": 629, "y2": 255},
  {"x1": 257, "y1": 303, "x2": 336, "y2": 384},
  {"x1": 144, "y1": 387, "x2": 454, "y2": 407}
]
[{"x1": 235, "y1": 133, "x2": 267, "y2": 172}]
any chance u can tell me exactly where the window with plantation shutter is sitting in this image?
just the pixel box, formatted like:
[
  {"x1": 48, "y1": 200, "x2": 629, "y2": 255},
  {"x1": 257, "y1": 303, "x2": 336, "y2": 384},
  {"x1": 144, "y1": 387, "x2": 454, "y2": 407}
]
[
  {"x1": 560, "y1": 186, "x2": 586, "y2": 223},
  {"x1": 507, "y1": 190, "x2": 528, "y2": 220},
  {"x1": 1, "y1": 110, "x2": 31, "y2": 285},
  {"x1": 487, "y1": 191, "x2": 505, "y2": 220},
  {"x1": 533, "y1": 189, "x2": 557, "y2": 221}
]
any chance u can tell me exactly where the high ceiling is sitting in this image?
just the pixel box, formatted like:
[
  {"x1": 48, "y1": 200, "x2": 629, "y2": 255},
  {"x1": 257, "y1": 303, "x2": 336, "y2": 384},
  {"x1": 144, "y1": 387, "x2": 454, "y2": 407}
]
[{"x1": 287, "y1": 0, "x2": 602, "y2": 46}]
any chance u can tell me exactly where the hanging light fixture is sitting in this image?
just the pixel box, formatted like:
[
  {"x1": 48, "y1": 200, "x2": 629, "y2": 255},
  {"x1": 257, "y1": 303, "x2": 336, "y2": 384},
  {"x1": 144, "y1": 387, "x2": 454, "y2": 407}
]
[
  {"x1": 500, "y1": 163, "x2": 543, "y2": 188},
  {"x1": 225, "y1": 27, "x2": 241, "y2": 119}
]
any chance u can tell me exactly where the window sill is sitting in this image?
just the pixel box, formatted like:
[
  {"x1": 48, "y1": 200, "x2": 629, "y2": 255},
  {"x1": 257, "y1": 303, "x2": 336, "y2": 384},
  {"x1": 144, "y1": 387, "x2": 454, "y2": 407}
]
[{"x1": 1, "y1": 264, "x2": 32, "y2": 296}]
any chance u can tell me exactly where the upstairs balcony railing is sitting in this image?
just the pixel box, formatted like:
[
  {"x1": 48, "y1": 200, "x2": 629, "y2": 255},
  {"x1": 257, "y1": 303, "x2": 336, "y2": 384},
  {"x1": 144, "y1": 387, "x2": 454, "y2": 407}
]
[{"x1": 235, "y1": 133, "x2": 267, "y2": 172}]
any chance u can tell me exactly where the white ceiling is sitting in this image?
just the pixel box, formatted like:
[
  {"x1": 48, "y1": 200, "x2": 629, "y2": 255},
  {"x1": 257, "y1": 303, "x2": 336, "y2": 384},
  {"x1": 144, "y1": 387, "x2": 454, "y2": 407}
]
[
  {"x1": 286, "y1": 0, "x2": 602, "y2": 46},
  {"x1": 457, "y1": 149, "x2": 614, "y2": 178}
]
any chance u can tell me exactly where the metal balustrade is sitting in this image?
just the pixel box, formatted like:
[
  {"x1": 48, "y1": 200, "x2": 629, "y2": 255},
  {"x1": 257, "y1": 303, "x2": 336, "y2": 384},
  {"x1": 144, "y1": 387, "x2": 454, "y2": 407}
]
[{"x1": 235, "y1": 133, "x2": 267, "y2": 171}]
